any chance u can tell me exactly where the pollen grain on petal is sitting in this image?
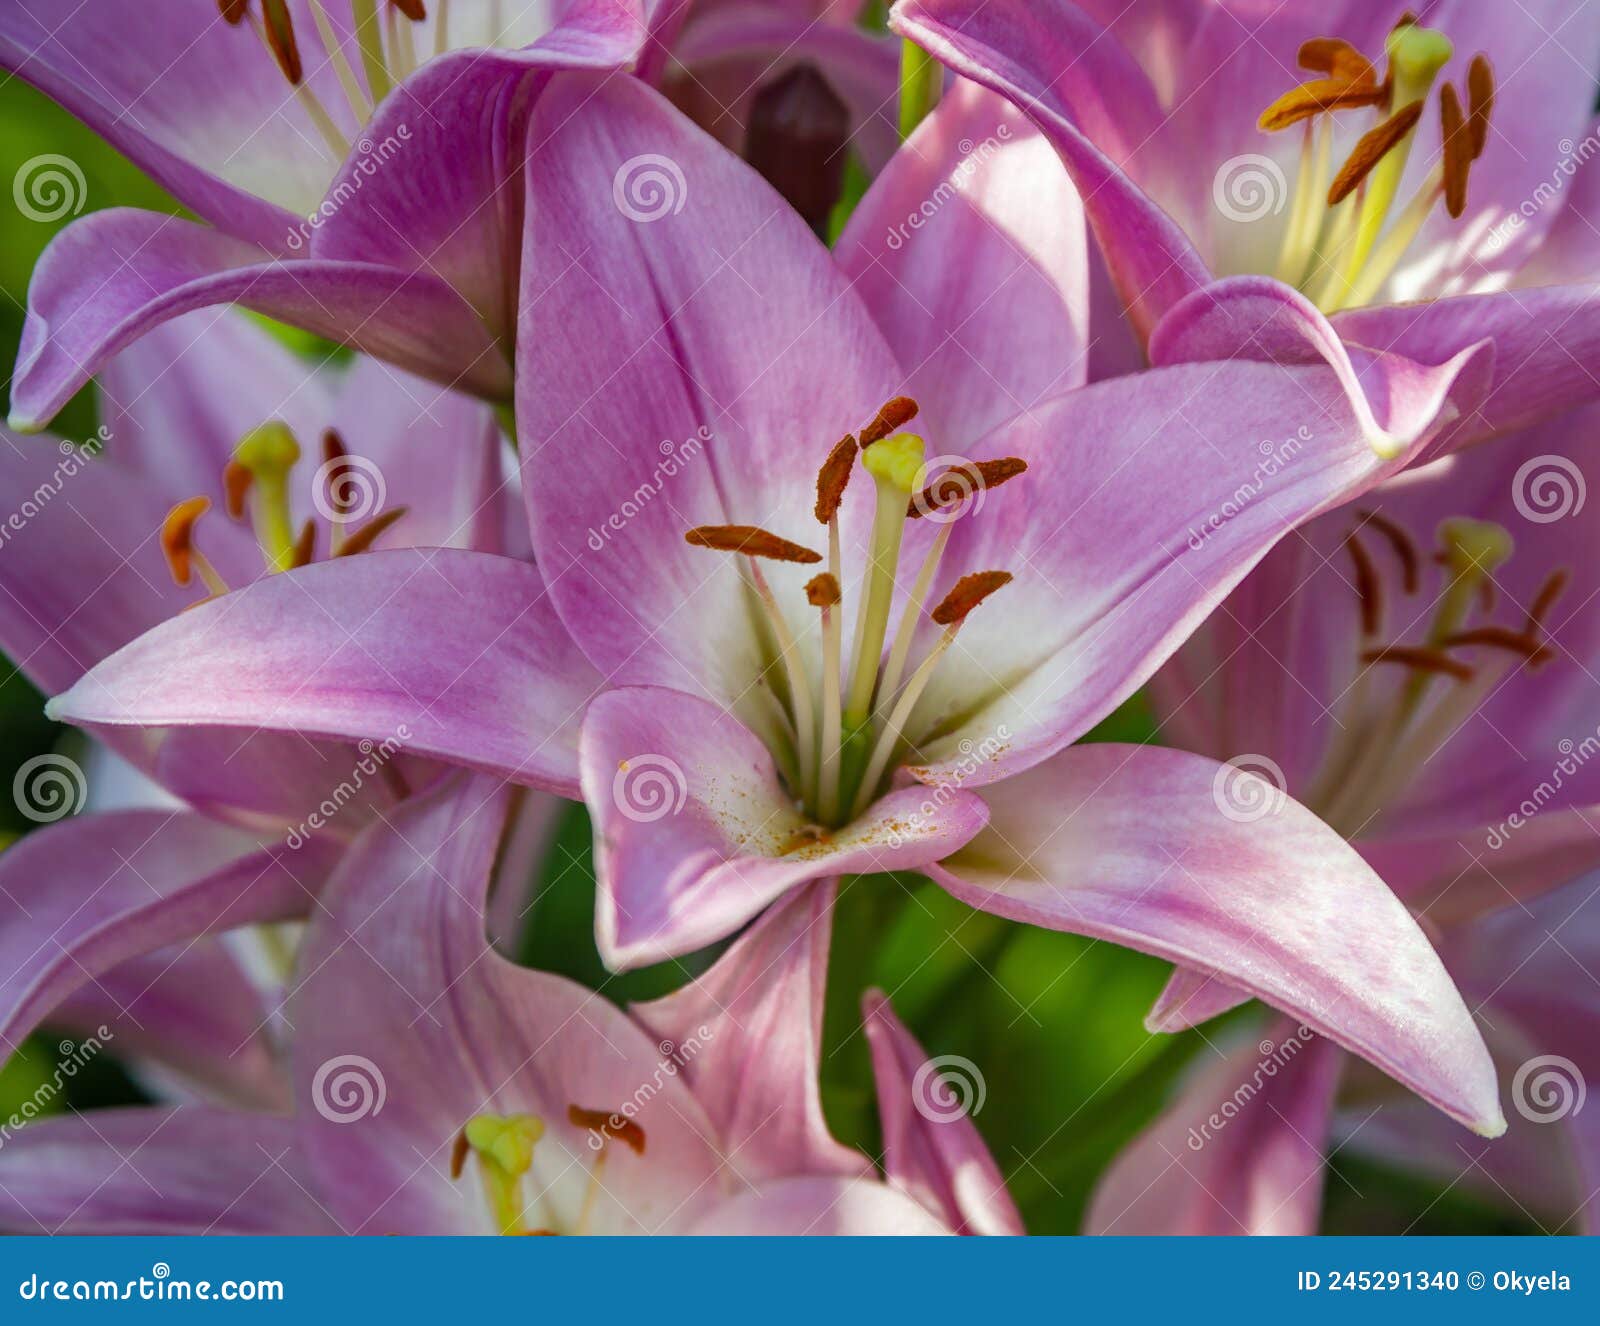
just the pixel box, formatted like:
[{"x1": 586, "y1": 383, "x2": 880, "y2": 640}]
[
  {"x1": 685, "y1": 524, "x2": 822, "y2": 564},
  {"x1": 814, "y1": 434, "x2": 857, "y2": 524},
  {"x1": 1327, "y1": 99, "x2": 1424, "y2": 204},
  {"x1": 931, "y1": 570, "x2": 1012, "y2": 626}
]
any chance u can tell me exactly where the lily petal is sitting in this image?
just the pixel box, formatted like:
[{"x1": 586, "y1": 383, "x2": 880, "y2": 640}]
[
  {"x1": 633, "y1": 881, "x2": 870, "y2": 1183},
  {"x1": 1145, "y1": 966, "x2": 1252, "y2": 1034},
  {"x1": 1086, "y1": 1020, "x2": 1342, "y2": 1235},
  {"x1": 926, "y1": 743, "x2": 1505, "y2": 1135},
  {"x1": 862, "y1": 990, "x2": 1023, "y2": 1235},
  {"x1": 582, "y1": 686, "x2": 988, "y2": 970},
  {"x1": 46, "y1": 550, "x2": 601, "y2": 797},
  {"x1": 10, "y1": 210, "x2": 508, "y2": 433},
  {"x1": 688, "y1": 1176, "x2": 953, "y2": 1234}
]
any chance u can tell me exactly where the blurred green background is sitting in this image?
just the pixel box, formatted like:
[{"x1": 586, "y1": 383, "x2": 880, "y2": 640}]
[{"x1": 0, "y1": 73, "x2": 1530, "y2": 1236}]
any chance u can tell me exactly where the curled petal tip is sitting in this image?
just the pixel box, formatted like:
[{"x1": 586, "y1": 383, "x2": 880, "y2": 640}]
[
  {"x1": 1472, "y1": 1108, "x2": 1508, "y2": 1139},
  {"x1": 7, "y1": 412, "x2": 44, "y2": 434}
]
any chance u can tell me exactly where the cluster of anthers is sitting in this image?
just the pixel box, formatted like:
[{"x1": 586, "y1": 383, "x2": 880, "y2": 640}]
[
  {"x1": 686, "y1": 397, "x2": 1026, "y2": 829},
  {"x1": 1257, "y1": 9, "x2": 1495, "y2": 312},
  {"x1": 160, "y1": 423, "x2": 408, "y2": 604},
  {"x1": 449, "y1": 1107, "x2": 644, "y2": 1236},
  {"x1": 1303, "y1": 511, "x2": 1566, "y2": 837},
  {"x1": 216, "y1": 0, "x2": 433, "y2": 156}
]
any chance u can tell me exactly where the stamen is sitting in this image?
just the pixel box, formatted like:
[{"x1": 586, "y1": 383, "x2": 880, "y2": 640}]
[
  {"x1": 745, "y1": 559, "x2": 819, "y2": 802},
  {"x1": 1440, "y1": 83, "x2": 1471, "y2": 218},
  {"x1": 859, "y1": 396, "x2": 919, "y2": 447},
  {"x1": 218, "y1": 0, "x2": 249, "y2": 23},
  {"x1": 1526, "y1": 568, "x2": 1570, "y2": 636},
  {"x1": 333, "y1": 507, "x2": 407, "y2": 557},
  {"x1": 1346, "y1": 531, "x2": 1382, "y2": 637},
  {"x1": 161, "y1": 498, "x2": 230, "y2": 597},
  {"x1": 806, "y1": 573, "x2": 840, "y2": 607},
  {"x1": 1327, "y1": 99, "x2": 1424, "y2": 204},
  {"x1": 1439, "y1": 626, "x2": 1549, "y2": 664},
  {"x1": 685, "y1": 525, "x2": 821, "y2": 563},
  {"x1": 1259, "y1": 76, "x2": 1385, "y2": 131},
  {"x1": 1357, "y1": 509, "x2": 1420, "y2": 592},
  {"x1": 450, "y1": 1129, "x2": 470, "y2": 1180},
  {"x1": 289, "y1": 518, "x2": 317, "y2": 569},
  {"x1": 931, "y1": 570, "x2": 1013, "y2": 626},
  {"x1": 223, "y1": 459, "x2": 253, "y2": 520},
  {"x1": 260, "y1": 0, "x2": 302, "y2": 82},
  {"x1": 567, "y1": 1106, "x2": 646, "y2": 1156},
  {"x1": 350, "y1": 0, "x2": 393, "y2": 102},
  {"x1": 392, "y1": 0, "x2": 427, "y2": 19},
  {"x1": 1359, "y1": 644, "x2": 1474, "y2": 681},
  {"x1": 1298, "y1": 37, "x2": 1375, "y2": 83},
  {"x1": 245, "y1": 5, "x2": 350, "y2": 157},
  {"x1": 814, "y1": 435, "x2": 857, "y2": 524},
  {"x1": 1467, "y1": 55, "x2": 1495, "y2": 158},
  {"x1": 308, "y1": 0, "x2": 374, "y2": 123},
  {"x1": 906, "y1": 457, "x2": 1027, "y2": 519}
]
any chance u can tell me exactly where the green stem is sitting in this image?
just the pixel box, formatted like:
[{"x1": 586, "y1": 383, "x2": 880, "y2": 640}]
[{"x1": 897, "y1": 39, "x2": 941, "y2": 140}]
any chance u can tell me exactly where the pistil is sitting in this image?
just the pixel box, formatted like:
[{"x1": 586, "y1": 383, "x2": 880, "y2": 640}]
[
  {"x1": 460, "y1": 1112, "x2": 545, "y2": 1235},
  {"x1": 230, "y1": 423, "x2": 303, "y2": 572}
]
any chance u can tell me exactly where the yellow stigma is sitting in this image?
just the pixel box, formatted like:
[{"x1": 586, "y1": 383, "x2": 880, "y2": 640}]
[
  {"x1": 1387, "y1": 24, "x2": 1454, "y2": 105},
  {"x1": 1438, "y1": 517, "x2": 1512, "y2": 579},
  {"x1": 862, "y1": 433, "x2": 926, "y2": 493},
  {"x1": 232, "y1": 422, "x2": 302, "y2": 572},
  {"x1": 464, "y1": 1112, "x2": 545, "y2": 1235}
]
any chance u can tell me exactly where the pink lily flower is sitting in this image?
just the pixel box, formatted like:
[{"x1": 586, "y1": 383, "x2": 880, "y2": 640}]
[
  {"x1": 0, "y1": 308, "x2": 524, "y2": 1083},
  {"x1": 1, "y1": 0, "x2": 898, "y2": 428},
  {"x1": 1088, "y1": 420, "x2": 1600, "y2": 1232},
  {"x1": 44, "y1": 74, "x2": 1507, "y2": 1136},
  {"x1": 0, "y1": 775, "x2": 1011, "y2": 1235},
  {"x1": 891, "y1": 0, "x2": 1600, "y2": 461}
]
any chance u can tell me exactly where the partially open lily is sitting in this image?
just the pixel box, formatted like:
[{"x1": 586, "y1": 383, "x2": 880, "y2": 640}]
[
  {"x1": 892, "y1": 0, "x2": 1600, "y2": 459},
  {"x1": 1, "y1": 0, "x2": 900, "y2": 429},
  {"x1": 44, "y1": 74, "x2": 1505, "y2": 1136},
  {"x1": 1086, "y1": 416, "x2": 1600, "y2": 1232},
  {"x1": 0, "y1": 775, "x2": 1006, "y2": 1235},
  {"x1": 0, "y1": 309, "x2": 521, "y2": 1070}
]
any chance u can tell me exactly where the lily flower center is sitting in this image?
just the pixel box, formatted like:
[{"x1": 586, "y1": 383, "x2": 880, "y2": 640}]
[
  {"x1": 160, "y1": 421, "x2": 410, "y2": 606},
  {"x1": 451, "y1": 1106, "x2": 646, "y2": 1235},
  {"x1": 217, "y1": 0, "x2": 432, "y2": 157},
  {"x1": 1304, "y1": 512, "x2": 1565, "y2": 837},
  {"x1": 686, "y1": 396, "x2": 1023, "y2": 829},
  {"x1": 1254, "y1": 11, "x2": 1495, "y2": 313}
]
